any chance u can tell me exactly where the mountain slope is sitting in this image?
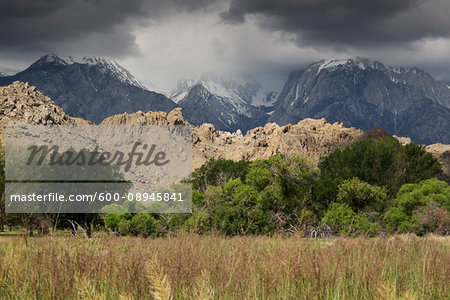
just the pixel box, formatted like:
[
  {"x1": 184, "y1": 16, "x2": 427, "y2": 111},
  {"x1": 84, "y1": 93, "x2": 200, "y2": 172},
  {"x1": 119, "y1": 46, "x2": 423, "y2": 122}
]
[
  {"x1": 0, "y1": 54, "x2": 177, "y2": 124},
  {"x1": 171, "y1": 73, "x2": 275, "y2": 132},
  {"x1": 269, "y1": 58, "x2": 450, "y2": 144}
]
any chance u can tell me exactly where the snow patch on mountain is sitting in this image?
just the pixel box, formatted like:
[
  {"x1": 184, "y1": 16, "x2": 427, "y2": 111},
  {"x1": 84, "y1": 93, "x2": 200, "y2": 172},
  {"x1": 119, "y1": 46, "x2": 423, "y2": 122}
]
[
  {"x1": 316, "y1": 59, "x2": 354, "y2": 74},
  {"x1": 171, "y1": 72, "x2": 277, "y2": 108},
  {"x1": 312, "y1": 57, "x2": 423, "y2": 78},
  {"x1": 314, "y1": 57, "x2": 374, "y2": 74},
  {"x1": 38, "y1": 54, "x2": 146, "y2": 89}
]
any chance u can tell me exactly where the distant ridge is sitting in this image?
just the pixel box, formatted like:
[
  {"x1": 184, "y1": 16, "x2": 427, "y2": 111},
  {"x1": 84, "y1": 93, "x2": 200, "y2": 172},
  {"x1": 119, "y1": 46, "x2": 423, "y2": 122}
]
[
  {"x1": 170, "y1": 72, "x2": 276, "y2": 132},
  {"x1": 269, "y1": 57, "x2": 450, "y2": 144},
  {"x1": 0, "y1": 54, "x2": 177, "y2": 124}
]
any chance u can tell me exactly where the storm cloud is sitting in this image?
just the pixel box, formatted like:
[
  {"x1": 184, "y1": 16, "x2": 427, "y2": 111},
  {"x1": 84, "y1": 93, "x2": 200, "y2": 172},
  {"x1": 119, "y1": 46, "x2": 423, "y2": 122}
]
[
  {"x1": 1, "y1": 0, "x2": 450, "y2": 91},
  {"x1": 0, "y1": 0, "x2": 221, "y2": 58},
  {"x1": 221, "y1": 0, "x2": 450, "y2": 49}
]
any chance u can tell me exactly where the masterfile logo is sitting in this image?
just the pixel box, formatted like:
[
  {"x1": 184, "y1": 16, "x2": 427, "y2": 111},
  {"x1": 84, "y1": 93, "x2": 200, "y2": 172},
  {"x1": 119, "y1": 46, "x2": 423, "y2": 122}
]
[{"x1": 4, "y1": 125, "x2": 192, "y2": 214}]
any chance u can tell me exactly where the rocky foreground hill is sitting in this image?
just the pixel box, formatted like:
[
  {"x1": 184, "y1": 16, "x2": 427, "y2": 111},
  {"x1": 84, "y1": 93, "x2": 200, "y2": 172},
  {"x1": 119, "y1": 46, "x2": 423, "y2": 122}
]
[
  {"x1": 101, "y1": 109, "x2": 363, "y2": 169},
  {"x1": 1, "y1": 81, "x2": 449, "y2": 183},
  {"x1": 0, "y1": 81, "x2": 90, "y2": 140}
]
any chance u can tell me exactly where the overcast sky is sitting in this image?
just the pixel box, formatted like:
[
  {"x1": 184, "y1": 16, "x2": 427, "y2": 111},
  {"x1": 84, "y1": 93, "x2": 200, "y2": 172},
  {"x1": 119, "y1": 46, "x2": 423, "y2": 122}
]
[{"x1": 1, "y1": 0, "x2": 450, "y2": 92}]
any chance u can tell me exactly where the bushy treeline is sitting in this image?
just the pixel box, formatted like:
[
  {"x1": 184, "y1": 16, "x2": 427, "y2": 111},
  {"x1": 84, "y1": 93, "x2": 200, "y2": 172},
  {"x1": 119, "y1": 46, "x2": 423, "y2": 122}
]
[
  {"x1": 1, "y1": 138, "x2": 449, "y2": 237},
  {"x1": 105, "y1": 138, "x2": 449, "y2": 237}
]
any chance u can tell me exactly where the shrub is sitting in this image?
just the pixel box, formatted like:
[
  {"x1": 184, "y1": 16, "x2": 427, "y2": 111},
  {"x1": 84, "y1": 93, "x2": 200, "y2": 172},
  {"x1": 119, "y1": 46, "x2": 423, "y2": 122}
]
[
  {"x1": 200, "y1": 155, "x2": 318, "y2": 235},
  {"x1": 206, "y1": 179, "x2": 272, "y2": 235},
  {"x1": 128, "y1": 214, "x2": 156, "y2": 237},
  {"x1": 322, "y1": 203, "x2": 379, "y2": 236},
  {"x1": 104, "y1": 213, "x2": 156, "y2": 237},
  {"x1": 383, "y1": 178, "x2": 450, "y2": 235},
  {"x1": 337, "y1": 177, "x2": 388, "y2": 212},
  {"x1": 104, "y1": 213, "x2": 132, "y2": 233},
  {"x1": 185, "y1": 212, "x2": 210, "y2": 234}
]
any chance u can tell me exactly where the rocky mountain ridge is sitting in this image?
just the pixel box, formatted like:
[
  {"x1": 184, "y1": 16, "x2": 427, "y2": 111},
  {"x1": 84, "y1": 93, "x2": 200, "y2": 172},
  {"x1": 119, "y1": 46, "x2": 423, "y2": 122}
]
[
  {"x1": 171, "y1": 72, "x2": 275, "y2": 132},
  {"x1": 101, "y1": 109, "x2": 364, "y2": 169},
  {"x1": 269, "y1": 58, "x2": 450, "y2": 144},
  {"x1": 0, "y1": 54, "x2": 177, "y2": 124}
]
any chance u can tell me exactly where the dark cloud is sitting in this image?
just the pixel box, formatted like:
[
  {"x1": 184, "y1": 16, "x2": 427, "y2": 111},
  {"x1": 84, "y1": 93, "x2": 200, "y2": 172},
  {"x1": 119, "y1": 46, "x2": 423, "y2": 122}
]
[
  {"x1": 0, "y1": 0, "x2": 150, "y2": 57},
  {"x1": 221, "y1": 0, "x2": 450, "y2": 48},
  {"x1": 0, "y1": 0, "x2": 221, "y2": 58},
  {"x1": 2, "y1": 0, "x2": 450, "y2": 89}
]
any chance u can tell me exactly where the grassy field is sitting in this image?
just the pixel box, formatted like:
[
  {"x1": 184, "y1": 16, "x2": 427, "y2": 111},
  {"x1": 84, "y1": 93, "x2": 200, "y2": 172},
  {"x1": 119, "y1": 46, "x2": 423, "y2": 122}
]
[{"x1": 0, "y1": 234, "x2": 448, "y2": 299}]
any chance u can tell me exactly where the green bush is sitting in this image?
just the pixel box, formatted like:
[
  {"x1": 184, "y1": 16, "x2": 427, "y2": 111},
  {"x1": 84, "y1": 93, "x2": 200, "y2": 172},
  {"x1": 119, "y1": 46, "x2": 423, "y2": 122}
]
[
  {"x1": 207, "y1": 178, "x2": 272, "y2": 235},
  {"x1": 97, "y1": 145, "x2": 445, "y2": 238},
  {"x1": 322, "y1": 203, "x2": 379, "y2": 236},
  {"x1": 185, "y1": 212, "x2": 210, "y2": 234},
  {"x1": 104, "y1": 213, "x2": 156, "y2": 237},
  {"x1": 128, "y1": 214, "x2": 156, "y2": 237},
  {"x1": 383, "y1": 178, "x2": 450, "y2": 235},
  {"x1": 337, "y1": 178, "x2": 388, "y2": 212},
  {"x1": 103, "y1": 212, "x2": 131, "y2": 231},
  {"x1": 201, "y1": 155, "x2": 318, "y2": 235}
]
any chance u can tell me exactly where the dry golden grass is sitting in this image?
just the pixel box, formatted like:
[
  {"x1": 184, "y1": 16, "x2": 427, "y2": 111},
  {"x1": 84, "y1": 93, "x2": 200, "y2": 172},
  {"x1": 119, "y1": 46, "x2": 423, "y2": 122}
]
[
  {"x1": 0, "y1": 234, "x2": 448, "y2": 299},
  {"x1": 145, "y1": 256, "x2": 172, "y2": 300}
]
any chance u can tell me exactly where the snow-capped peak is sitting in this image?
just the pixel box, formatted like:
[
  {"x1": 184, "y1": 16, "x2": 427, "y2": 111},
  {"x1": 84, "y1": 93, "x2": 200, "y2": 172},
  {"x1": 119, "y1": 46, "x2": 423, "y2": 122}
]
[
  {"x1": 311, "y1": 57, "x2": 423, "y2": 77},
  {"x1": 170, "y1": 72, "x2": 277, "y2": 107},
  {"x1": 80, "y1": 56, "x2": 146, "y2": 89},
  {"x1": 313, "y1": 57, "x2": 376, "y2": 74},
  {"x1": 36, "y1": 54, "x2": 146, "y2": 89},
  {"x1": 316, "y1": 59, "x2": 353, "y2": 74}
]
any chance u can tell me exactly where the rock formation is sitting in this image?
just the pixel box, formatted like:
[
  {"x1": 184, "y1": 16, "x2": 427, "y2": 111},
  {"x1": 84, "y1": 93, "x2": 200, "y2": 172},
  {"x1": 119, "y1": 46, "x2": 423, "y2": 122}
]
[
  {"x1": 102, "y1": 108, "x2": 364, "y2": 168},
  {"x1": 0, "y1": 81, "x2": 90, "y2": 142},
  {"x1": 191, "y1": 119, "x2": 363, "y2": 169},
  {"x1": 425, "y1": 143, "x2": 450, "y2": 184}
]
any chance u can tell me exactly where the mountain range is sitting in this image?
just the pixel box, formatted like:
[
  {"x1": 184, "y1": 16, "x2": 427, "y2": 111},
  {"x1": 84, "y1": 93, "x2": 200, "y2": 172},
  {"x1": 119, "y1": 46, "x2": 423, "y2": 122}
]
[
  {"x1": 0, "y1": 54, "x2": 177, "y2": 123},
  {"x1": 269, "y1": 58, "x2": 450, "y2": 144},
  {"x1": 1, "y1": 55, "x2": 449, "y2": 144},
  {"x1": 170, "y1": 72, "x2": 276, "y2": 132}
]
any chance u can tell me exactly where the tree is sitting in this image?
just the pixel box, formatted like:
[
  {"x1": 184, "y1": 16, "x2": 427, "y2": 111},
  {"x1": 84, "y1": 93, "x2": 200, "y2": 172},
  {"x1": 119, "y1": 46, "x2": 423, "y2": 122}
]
[
  {"x1": 104, "y1": 213, "x2": 157, "y2": 237},
  {"x1": 192, "y1": 158, "x2": 251, "y2": 192},
  {"x1": 197, "y1": 154, "x2": 318, "y2": 235},
  {"x1": 3, "y1": 145, "x2": 131, "y2": 236},
  {"x1": 318, "y1": 138, "x2": 441, "y2": 196},
  {"x1": 206, "y1": 178, "x2": 272, "y2": 235}
]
